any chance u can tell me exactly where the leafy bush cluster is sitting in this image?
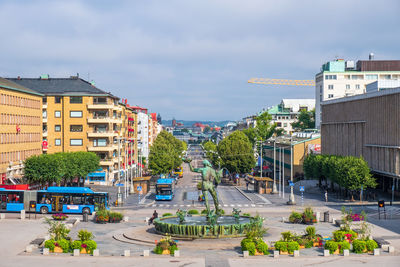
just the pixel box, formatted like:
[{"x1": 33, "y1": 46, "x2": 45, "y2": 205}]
[
  {"x1": 353, "y1": 239, "x2": 378, "y2": 253},
  {"x1": 289, "y1": 207, "x2": 316, "y2": 224},
  {"x1": 95, "y1": 209, "x2": 123, "y2": 223},
  {"x1": 162, "y1": 213, "x2": 173, "y2": 217},
  {"x1": 154, "y1": 235, "x2": 178, "y2": 255},
  {"x1": 187, "y1": 209, "x2": 199, "y2": 215},
  {"x1": 52, "y1": 213, "x2": 68, "y2": 221},
  {"x1": 44, "y1": 226, "x2": 97, "y2": 254},
  {"x1": 274, "y1": 241, "x2": 299, "y2": 253},
  {"x1": 241, "y1": 238, "x2": 269, "y2": 255}
]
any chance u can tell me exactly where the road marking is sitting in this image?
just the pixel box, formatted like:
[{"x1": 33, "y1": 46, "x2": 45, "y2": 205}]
[
  {"x1": 251, "y1": 204, "x2": 256, "y2": 207},
  {"x1": 152, "y1": 204, "x2": 156, "y2": 207},
  {"x1": 224, "y1": 205, "x2": 228, "y2": 207},
  {"x1": 257, "y1": 205, "x2": 262, "y2": 207},
  {"x1": 180, "y1": 205, "x2": 184, "y2": 207},
  {"x1": 173, "y1": 204, "x2": 178, "y2": 207},
  {"x1": 186, "y1": 205, "x2": 191, "y2": 207},
  {"x1": 230, "y1": 204, "x2": 235, "y2": 207},
  {"x1": 160, "y1": 204, "x2": 164, "y2": 207},
  {"x1": 166, "y1": 205, "x2": 170, "y2": 207},
  {"x1": 244, "y1": 204, "x2": 249, "y2": 207},
  {"x1": 237, "y1": 204, "x2": 242, "y2": 207}
]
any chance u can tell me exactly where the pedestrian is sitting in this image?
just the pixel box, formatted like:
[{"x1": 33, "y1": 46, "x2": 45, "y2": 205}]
[
  {"x1": 148, "y1": 210, "x2": 158, "y2": 225},
  {"x1": 324, "y1": 190, "x2": 328, "y2": 202}
]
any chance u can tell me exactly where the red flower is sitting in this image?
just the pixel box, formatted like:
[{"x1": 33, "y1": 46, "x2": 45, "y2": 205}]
[{"x1": 81, "y1": 244, "x2": 87, "y2": 248}]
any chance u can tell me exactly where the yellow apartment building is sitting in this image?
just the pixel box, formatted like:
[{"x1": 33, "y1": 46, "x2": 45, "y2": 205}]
[
  {"x1": 0, "y1": 78, "x2": 43, "y2": 184},
  {"x1": 9, "y1": 76, "x2": 122, "y2": 185}
]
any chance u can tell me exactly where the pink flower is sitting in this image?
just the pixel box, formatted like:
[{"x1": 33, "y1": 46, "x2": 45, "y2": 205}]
[{"x1": 81, "y1": 244, "x2": 87, "y2": 248}]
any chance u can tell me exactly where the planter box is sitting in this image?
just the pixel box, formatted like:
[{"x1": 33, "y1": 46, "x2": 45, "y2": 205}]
[
  {"x1": 254, "y1": 250, "x2": 264, "y2": 256},
  {"x1": 53, "y1": 247, "x2": 63, "y2": 253},
  {"x1": 299, "y1": 245, "x2": 305, "y2": 249},
  {"x1": 80, "y1": 248, "x2": 87, "y2": 254},
  {"x1": 162, "y1": 249, "x2": 170, "y2": 255},
  {"x1": 333, "y1": 249, "x2": 340, "y2": 255},
  {"x1": 280, "y1": 251, "x2": 292, "y2": 255},
  {"x1": 313, "y1": 242, "x2": 320, "y2": 247}
]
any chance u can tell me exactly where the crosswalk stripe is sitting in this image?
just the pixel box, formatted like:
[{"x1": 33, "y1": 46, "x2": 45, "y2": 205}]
[
  {"x1": 166, "y1": 205, "x2": 170, "y2": 207},
  {"x1": 173, "y1": 204, "x2": 178, "y2": 207},
  {"x1": 237, "y1": 205, "x2": 242, "y2": 207},
  {"x1": 230, "y1": 204, "x2": 235, "y2": 207},
  {"x1": 180, "y1": 205, "x2": 184, "y2": 207},
  {"x1": 244, "y1": 204, "x2": 249, "y2": 207},
  {"x1": 160, "y1": 204, "x2": 164, "y2": 207},
  {"x1": 224, "y1": 205, "x2": 228, "y2": 207},
  {"x1": 152, "y1": 204, "x2": 156, "y2": 207},
  {"x1": 251, "y1": 204, "x2": 256, "y2": 207}
]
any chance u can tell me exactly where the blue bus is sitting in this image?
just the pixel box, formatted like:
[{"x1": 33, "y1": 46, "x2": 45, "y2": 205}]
[
  {"x1": 0, "y1": 187, "x2": 108, "y2": 214},
  {"x1": 155, "y1": 179, "x2": 175, "y2": 201}
]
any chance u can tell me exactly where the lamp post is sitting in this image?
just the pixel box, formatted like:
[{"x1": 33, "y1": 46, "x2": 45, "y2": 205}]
[
  {"x1": 278, "y1": 147, "x2": 281, "y2": 197},
  {"x1": 287, "y1": 136, "x2": 296, "y2": 205},
  {"x1": 272, "y1": 140, "x2": 278, "y2": 193},
  {"x1": 282, "y1": 146, "x2": 285, "y2": 199},
  {"x1": 117, "y1": 136, "x2": 123, "y2": 206}
]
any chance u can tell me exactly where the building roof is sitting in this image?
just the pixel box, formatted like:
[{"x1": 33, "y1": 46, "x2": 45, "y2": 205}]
[
  {"x1": 0, "y1": 77, "x2": 44, "y2": 96},
  {"x1": 281, "y1": 99, "x2": 315, "y2": 111},
  {"x1": 7, "y1": 77, "x2": 117, "y2": 98}
]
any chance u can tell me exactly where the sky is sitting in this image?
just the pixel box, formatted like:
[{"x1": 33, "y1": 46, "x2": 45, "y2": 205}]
[{"x1": 1, "y1": 0, "x2": 399, "y2": 121}]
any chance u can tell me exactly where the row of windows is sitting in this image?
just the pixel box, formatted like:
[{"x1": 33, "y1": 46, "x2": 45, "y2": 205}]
[
  {"x1": 327, "y1": 84, "x2": 362, "y2": 90},
  {"x1": 0, "y1": 149, "x2": 41, "y2": 164},
  {"x1": 0, "y1": 133, "x2": 41, "y2": 144},
  {"x1": 0, "y1": 113, "x2": 41, "y2": 125},
  {"x1": 54, "y1": 139, "x2": 83, "y2": 146},
  {"x1": 44, "y1": 125, "x2": 83, "y2": 132},
  {"x1": 43, "y1": 110, "x2": 83, "y2": 119},
  {"x1": 42, "y1": 96, "x2": 83, "y2": 104},
  {"x1": 0, "y1": 93, "x2": 41, "y2": 109}
]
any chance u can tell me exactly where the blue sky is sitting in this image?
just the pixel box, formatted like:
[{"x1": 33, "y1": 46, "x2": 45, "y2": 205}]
[{"x1": 1, "y1": 0, "x2": 399, "y2": 121}]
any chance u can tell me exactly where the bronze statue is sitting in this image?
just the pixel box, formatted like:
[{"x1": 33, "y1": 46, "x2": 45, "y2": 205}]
[{"x1": 188, "y1": 159, "x2": 224, "y2": 215}]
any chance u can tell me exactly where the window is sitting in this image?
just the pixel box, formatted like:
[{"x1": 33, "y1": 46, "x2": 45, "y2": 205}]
[
  {"x1": 70, "y1": 139, "x2": 83, "y2": 146},
  {"x1": 93, "y1": 139, "x2": 107, "y2": 147},
  {"x1": 325, "y1": 75, "x2": 337, "y2": 80},
  {"x1": 276, "y1": 122, "x2": 282, "y2": 127},
  {"x1": 319, "y1": 85, "x2": 322, "y2": 93},
  {"x1": 366, "y1": 74, "x2": 378, "y2": 80},
  {"x1": 283, "y1": 123, "x2": 287, "y2": 127},
  {"x1": 93, "y1": 97, "x2": 107, "y2": 104},
  {"x1": 70, "y1": 125, "x2": 83, "y2": 132},
  {"x1": 55, "y1": 125, "x2": 61, "y2": 132},
  {"x1": 42, "y1": 97, "x2": 47, "y2": 104},
  {"x1": 42, "y1": 110, "x2": 47, "y2": 119},
  {"x1": 55, "y1": 111, "x2": 61, "y2": 118},
  {"x1": 70, "y1": 96, "x2": 82, "y2": 104},
  {"x1": 328, "y1": 94, "x2": 334, "y2": 98},
  {"x1": 70, "y1": 111, "x2": 82, "y2": 118},
  {"x1": 55, "y1": 139, "x2": 61, "y2": 146},
  {"x1": 346, "y1": 84, "x2": 350, "y2": 90},
  {"x1": 351, "y1": 75, "x2": 363, "y2": 80},
  {"x1": 55, "y1": 97, "x2": 61, "y2": 103},
  {"x1": 328, "y1": 85, "x2": 334, "y2": 90},
  {"x1": 355, "y1": 84, "x2": 360, "y2": 89}
]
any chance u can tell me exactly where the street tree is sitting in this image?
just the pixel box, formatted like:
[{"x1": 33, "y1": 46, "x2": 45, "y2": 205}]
[
  {"x1": 291, "y1": 109, "x2": 315, "y2": 131},
  {"x1": 217, "y1": 130, "x2": 255, "y2": 174},
  {"x1": 203, "y1": 141, "x2": 221, "y2": 167}
]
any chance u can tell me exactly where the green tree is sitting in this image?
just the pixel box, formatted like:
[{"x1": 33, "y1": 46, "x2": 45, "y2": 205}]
[
  {"x1": 203, "y1": 141, "x2": 221, "y2": 167},
  {"x1": 242, "y1": 128, "x2": 257, "y2": 147},
  {"x1": 255, "y1": 111, "x2": 279, "y2": 141},
  {"x1": 217, "y1": 131, "x2": 255, "y2": 174},
  {"x1": 291, "y1": 109, "x2": 315, "y2": 131}
]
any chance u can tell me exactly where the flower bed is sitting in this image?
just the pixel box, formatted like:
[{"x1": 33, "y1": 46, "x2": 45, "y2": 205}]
[
  {"x1": 241, "y1": 238, "x2": 269, "y2": 255},
  {"x1": 154, "y1": 235, "x2": 178, "y2": 255},
  {"x1": 52, "y1": 213, "x2": 68, "y2": 221},
  {"x1": 94, "y1": 209, "x2": 123, "y2": 223}
]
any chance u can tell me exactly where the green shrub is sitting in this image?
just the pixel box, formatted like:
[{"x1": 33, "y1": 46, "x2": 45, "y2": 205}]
[
  {"x1": 162, "y1": 213, "x2": 173, "y2": 217},
  {"x1": 154, "y1": 245, "x2": 163, "y2": 254},
  {"x1": 83, "y1": 240, "x2": 97, "y2": 254},
  {"x1": 71, "y1": 240, "x2": 82, "y2": 250},
  {"x1": 78, "y1": 230, "x2": 93, "y2": 242},
  {"x1": 333, "y1": 230, "x2": 345, "y2": 242},
  {"x1": 109, "y1": 211, "x2": 123, "y2": 222},
  {"x1": 56, "y1": 239, "x2": 70, "y2": 253},
  {"x1": 296, "y1": 238, "x2": 306, "y2": 246},
  {"x1": 255, "y1": 239, "x2": 269, "y2": 255},
  {"x1": 218, "y1": 209, "x2": 225, "y2": 215},
  {"x1": 366, "y1": 240, "x2": 378, "y2": 252},
  {"x1": 289, "y1": 211, "x2": 302, "y2": 224},
  {"x1": 281, "y1": 231, "x2": 294, "y2": 242},
  {"x1": 243, "y1": 213, "x2": 251, "y2": 217},
  {"x1": 287, "y1": 241, "x2": 299, "y2": 253},
  {"x1": 188, "y1": 209, "x2": 199, "y2": 215},
  {"x1": 338, "y1": 241, "x2": 350, "y2": 253},
  {"x1": 347, "y1": 230, "x2": 358, "y2": 241},
  {"x1": 353, "y1": 240, "x2": 367, "y2": 253},
  {"x1": 242, "y1": 240, "x2": 256, "y2": 255},
  {"x1": 324, "y1": 241, "x2": 339, "y2": 254},
  {"x1": 274, "y1": 241, "x2": 288, "y2": 252},
  {"x1": 305, "y1": 240, "x2": 314, "y2": 248},
  {"x1": 201, "y1": 209, "x2": 208, "y2": 215},
  {"x1": 44, "y1": 239, "x2": 56, "y2": 252},
  {"x1": 170, "y1": 244, "x2": 178, "y2": 255},
  {"x1": 305, "y1": 226, "x2": 316, "y2": 237},
  {"x1": 45, "y1": 218, "x2": 70, "y2": 241}
]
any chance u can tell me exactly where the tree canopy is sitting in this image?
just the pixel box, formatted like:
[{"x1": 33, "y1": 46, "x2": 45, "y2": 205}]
[
  {"x1": 291, "y1": 109, "x2": 315, "y2": 131},
  {"x1": 149, "y1": 131, "x2": 185, "y2": 175},
  {"x1": 217, "y1": 130, "x2": 256, "y2": 174},
  {"x1": 203, "y1": 141, "x2": 221, "y2": 167}
]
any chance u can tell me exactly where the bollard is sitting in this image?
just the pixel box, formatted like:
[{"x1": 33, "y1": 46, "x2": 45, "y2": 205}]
[
  {"x1": 243, "y1": 251, "x2": 249, "y2": 258},
  {"x1": 174, "y1": 250, "x2": 180, "y2": 257},
  {"x1": 0, "y1": 213, "x2": 5, "y2": 220},
  {"x1": 124, "y1": 250, "x2": 130, "y2": 257},
  {"x1": 389, "y1": 246, "x2": 395, "y2": 253},
  {"x1": 381, "y1": 245, "x2": 389, "y2": 252},
  {"x1": 123, "y1": 216, "x2": 129, "y2": 222},
  {"x1": 324, "y1": 250, "x2": 330, "y2": 257},
  {"x1": 273, "y1": 250, "x2": 279, "y2": 258},
  {"x1": 43, "y1": 248, "x2": 49, "y2": 255},
  {"x1": 343, "y1": 249, "x2": 349, "y2": 256},
  {"x1": 20, "y1": 210, "x2": 25, "y2": 220},
  {"x1": 331, "y1": 217, "x2": 335, "y2": 224},
  {"x1": 93, "y1": 249, "x2": 100, "y2": 257},
  {"x1": 316, "y1": 212, "x2": 320, "y2": 222},
  {"x1": 143, "y1": 250, "x2": 150, "y2": 257},
  {"x1": 293, "y1": 250, "x2": 300, "y2": 257},
  {"x1": 373, "y1": 248, "x2": 380, "y2": 256},
  {"x1": 281, "y1": 217, "x2": 285, "y2": 223},
  {"x1": 74, "y1": 249, "x2": 80, "y2": 256}
]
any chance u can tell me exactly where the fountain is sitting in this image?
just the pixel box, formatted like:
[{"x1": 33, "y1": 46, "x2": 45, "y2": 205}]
[{"x1": 153, "y1": 160, "x2": 262, "y2": 239}]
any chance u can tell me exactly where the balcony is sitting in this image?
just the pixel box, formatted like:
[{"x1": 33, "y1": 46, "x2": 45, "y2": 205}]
[
  {"x1": 87, "y1": 145, "x2": 118, "y2": 152},
  {"x1": 42, "y1": 104, "x2": 47, "y2": 109},
  {"x1": 87, "y1": 131, "x2": 118, "y2": 138},
  {"x1": 87, "y1": 116, "x2": 122, "y2": 124},
  {"x1": 99, "y1": 158, "x2": 114, "y2": 166},
  {"x1": 43, "y1": 118, "x2": 48, "y2": 123},
  {"x1": 43, "y1": 131, "x2": 48, "y2": 137},
  {"x1": 87, "y1": 104, "x2": 115, "y2": 110},
  {"x1": 113, "y1": 106, "x2": 122, "y2": 112}
]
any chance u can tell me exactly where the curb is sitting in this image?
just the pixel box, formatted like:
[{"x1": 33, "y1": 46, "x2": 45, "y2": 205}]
[{"x1": 234, "y1": 186, "x2": 253, "y2": 202}]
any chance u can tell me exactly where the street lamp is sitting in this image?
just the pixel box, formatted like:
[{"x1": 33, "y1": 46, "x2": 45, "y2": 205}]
[
  {"x1": 272, "y1": 140, "x2": 278, "y2": 194},
  {"x1": 287, "y1": 136, "x2": 296, "y2": 205}
]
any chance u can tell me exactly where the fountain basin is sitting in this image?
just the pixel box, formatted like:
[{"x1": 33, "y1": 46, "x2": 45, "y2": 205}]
[{"x1": 153, "y1": 215, "x2": 253, "y2": 239}]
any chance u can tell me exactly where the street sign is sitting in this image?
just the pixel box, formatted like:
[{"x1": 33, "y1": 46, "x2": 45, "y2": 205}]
[
  {"x1": 299, "y1": 186, "x2": 305, "y2": 192},
  {"x1": 289, "y1": 181, "x2": 294, "y2": 187},
  {"x1": 137, "y1": 185, "x2": 142, "y2": 192},
  {"x1": 116, "y1": 183, "x2": 124, "y2": 186}
]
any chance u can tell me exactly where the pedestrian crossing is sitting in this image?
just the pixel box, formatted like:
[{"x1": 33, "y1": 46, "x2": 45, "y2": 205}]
[{"x1": 150, "y1": 203, "x2": 264, "y2": 208}]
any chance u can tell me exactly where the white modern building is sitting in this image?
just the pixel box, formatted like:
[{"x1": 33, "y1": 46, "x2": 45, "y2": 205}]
[{"x1": 315, "y1": 56, "x2": 400, "y2": 128}]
